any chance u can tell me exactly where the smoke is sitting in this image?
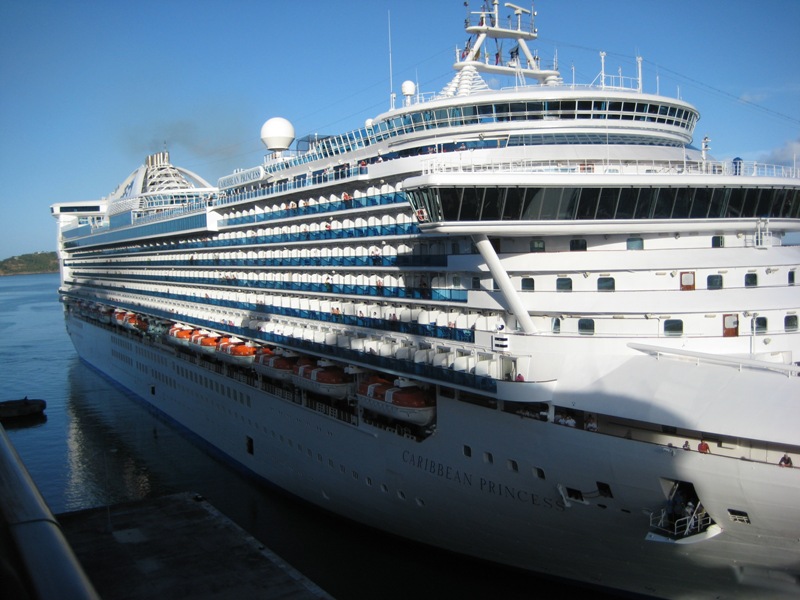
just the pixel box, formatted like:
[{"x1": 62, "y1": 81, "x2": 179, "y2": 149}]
[
  {"x1": 758, "y1": 136, "x2": 800, "y2": 167},
  {"x1": 120, "y1": 108, "x2": 262, "y2": 181}
]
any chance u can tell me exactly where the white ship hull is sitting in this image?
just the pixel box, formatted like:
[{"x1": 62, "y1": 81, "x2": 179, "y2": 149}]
[
  {"x1": 65, "y1": 313, "x2": 800, "y2": 598},
  {"x1": 51, "y1": 4, "x2": 800, "y2": 597}
]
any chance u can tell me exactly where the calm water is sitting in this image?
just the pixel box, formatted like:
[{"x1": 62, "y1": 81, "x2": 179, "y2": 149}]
[{"x1": 1, "y1": 273, "x2": 613, "y2": 599}]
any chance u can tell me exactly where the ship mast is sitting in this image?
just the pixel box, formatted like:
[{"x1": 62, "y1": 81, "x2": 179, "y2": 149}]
[{"x1": 457, "y1": 0, "x2": 561, "y2": 85}]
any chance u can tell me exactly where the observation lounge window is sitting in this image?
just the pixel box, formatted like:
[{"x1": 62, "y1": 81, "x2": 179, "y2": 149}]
[
  {"x1": 503, "y1": 187, "x2": 526, "y2": 220},
  {"x1": 744, "y1": 273, "x2": 758, "y2": 288},
  {"x1": 556, "y1": 277, "x2": 573, "y2": 292},
  {"x1": 664, "y1": 319, "x2": 684, "y2": 337},
  {"x1": 785, "y1": 315, "x2": 798, "y2": 332},
  {"x1": 707, "y1": 274, "x2": 723, "y2": 290},
  {"x1": 597, "y1": 277, "x2": 615, "y2": 291}
]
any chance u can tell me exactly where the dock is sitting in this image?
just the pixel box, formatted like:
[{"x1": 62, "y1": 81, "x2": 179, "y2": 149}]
[
  {"x1": 57, "y1": 493, "x2": 333, "y2": 600},
  {"x1": 0, "y1": 424, "x2": 332, "y2": 600}
]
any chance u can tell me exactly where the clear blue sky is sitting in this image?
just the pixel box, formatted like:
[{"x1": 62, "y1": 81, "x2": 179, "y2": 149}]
[{"x1": 1, "y1": 0, "x2": 798, "y2": 258}]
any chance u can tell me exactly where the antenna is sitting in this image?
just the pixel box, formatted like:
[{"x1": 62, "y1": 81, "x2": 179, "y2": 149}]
[{"x1": 388, "y1": 10, "x2": 395, "y2": 109}]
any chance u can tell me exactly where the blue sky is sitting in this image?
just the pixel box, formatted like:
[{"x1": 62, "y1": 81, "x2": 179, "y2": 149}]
[{"x1": 1, "y1": 0, "x2": 798, "y2": 258}]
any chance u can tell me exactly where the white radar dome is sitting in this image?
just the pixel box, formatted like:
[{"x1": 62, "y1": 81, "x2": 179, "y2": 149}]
[
  {"x1": 401, "y1": 80, "x2": 416, "y2": 97},
  {"x1": 260, "y1": 117, "x2": 295, "y2": 151}
]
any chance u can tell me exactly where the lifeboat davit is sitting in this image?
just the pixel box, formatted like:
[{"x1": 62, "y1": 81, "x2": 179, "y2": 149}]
[
  {"x1": 291, "y1": 358, "x2": 353, "y2": 399},
  {"x1": 253, "y1": 352, "x2": 295, "y2": 381},
  {"x1": 356, "y1": 377, "x2": 436, "y2": 425}
]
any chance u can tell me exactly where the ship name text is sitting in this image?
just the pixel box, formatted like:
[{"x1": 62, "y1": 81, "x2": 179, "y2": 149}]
[
  {"x1": 219, "y1": 166, "x2": 265, "y2": 190},
  {"x1": 402, "y1": 451, "x2": 564, "y2": 511}
]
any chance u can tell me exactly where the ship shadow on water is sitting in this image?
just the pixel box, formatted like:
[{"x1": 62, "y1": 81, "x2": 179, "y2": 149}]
[{"x1": 65, "y1": 359, "x2": 634, "y2": 599}]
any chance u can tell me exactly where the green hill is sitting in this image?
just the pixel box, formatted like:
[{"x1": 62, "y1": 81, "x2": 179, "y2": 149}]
[{"x1": 0, "y1": 251, "x2": 58, "y2": 276}]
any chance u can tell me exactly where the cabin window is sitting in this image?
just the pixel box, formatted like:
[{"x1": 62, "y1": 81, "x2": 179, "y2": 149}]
[
  {"x1": 624, "y1": 237, "x2": 642, "y2": 250},
  {"x1": 530, "y1": 239, "x2": 545, "y2": 252},
  {"x1": 507, "y1": 459, "x2": 519, "y2": 472},
  {"x1": 751, "y1": 316, "x2": 767, "y2": 334},
  {"x1": 744, "y1": 273, "x2": 758, "y2": 287},
  {"x1": 246, "y1": 436, "x2": 254, "y2": 455},
  {"x1": 533, "y1": 467, "x2": 546, "y2": 480},
  {"x1": 789, "y1": 271, "x2": 796, "y2": 285},
  {"x1": 484, "y1": 452, "x2": 494, "y2": 464},
  {"x1": 452, "y1": 275, "x2": 461, "y2": 287},
  {"x1": 785, "y1": 315, "x2": 798, "y2": 332},
  {"x1": 521, "y1": 277, "x2": 535, "y2": 291},
  {"x1": 578, "y1": 319, "x2": 595, "y2": 335},
  {"x1": 463, "y1": 445, "x2": 472, "y2": 458},
  {"x1": 707, "y1": 274, "x2": 723, "y2": 290},
  {"x1": 597, "y1": 482, "x2": 613, "y2": 498},
  {"x1": 471, "y1": 277, "x2": 481, "y2": 290},
  {"x1": 565, "y1": 487, "x2": 585, "y2": 502},
  {"x1": 556, "y1": 277, "x2": 573, "y2": 291},
  {"x1": 552, "y1": 318, "x2": 561, "y2": 334},
  {"x1": 711, "y1": 235, "x2": 724, "y2": 248},
  {"x1": 570, "y1": 238, "x2": 587, "y2": 251},
  {"x1": 664, "y1": 319, "x2": 684, "y2": 336},
  {"x1": 597, "y1": 277, "x2": 615, "y2": 291}
]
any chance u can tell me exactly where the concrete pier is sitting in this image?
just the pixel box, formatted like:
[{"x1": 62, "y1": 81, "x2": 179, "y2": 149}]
[
  {"x1": 1, "y1": 424, "x2": 332, "y2": 600},
  {"x1": 57, "y1": 493, "x2": 334, "y2": 600}
]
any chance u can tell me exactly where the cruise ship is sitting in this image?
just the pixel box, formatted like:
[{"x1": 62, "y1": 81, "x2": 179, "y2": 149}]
[{"x1": 51, "y1": 2, "x2": 800, "y2": 598}]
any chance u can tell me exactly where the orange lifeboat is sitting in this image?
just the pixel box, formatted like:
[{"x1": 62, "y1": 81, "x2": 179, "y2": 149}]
[
  {"x1": 254, "y1": 353, "x2": 296, "y2": 381},
  {"x1": 356, "y1": 377, "x2": 436, "y2": 425},
  {"x1": 167, "y1": 324, "x2": 195, "y2": 345},
  {"x1": 216, "y1": 338, "x2": 259, "y2": 365},
  {"x1": 189, "y1": 331, "x2": 226, "y2": 355},
  {"x1": 291, "y1": 359, "x2": 353, "y2": 399}
]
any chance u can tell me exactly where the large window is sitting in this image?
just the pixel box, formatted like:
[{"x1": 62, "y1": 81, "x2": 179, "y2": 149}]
[{"x1": 416, "y1": 185, "x2": 799, "y2": 224}]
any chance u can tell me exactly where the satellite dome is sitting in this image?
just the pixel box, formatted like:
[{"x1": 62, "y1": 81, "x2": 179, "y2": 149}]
[
  {"x1": 401, "y1": 80, "x2": 416, "y2": 97},
  {"x1": 260, "y1": 117, "x2": 295, "y2": 151}
]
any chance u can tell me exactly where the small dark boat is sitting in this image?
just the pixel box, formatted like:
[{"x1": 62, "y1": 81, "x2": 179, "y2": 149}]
[{"x1": 0, "y1": 398, "x2": 47, "y2": 420}]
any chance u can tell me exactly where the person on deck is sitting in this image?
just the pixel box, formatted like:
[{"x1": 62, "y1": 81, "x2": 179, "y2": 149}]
[
  {"x1": 697, "y1": 440, "x2": 711, "y2": 453},
  {"x1": 779, "y1": 453, "x2": 793, "y2": 468}
]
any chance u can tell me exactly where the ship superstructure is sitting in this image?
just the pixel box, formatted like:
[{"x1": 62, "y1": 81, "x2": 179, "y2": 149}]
[{"x1": 52, "y1": 2, "x2": 800, "y2": 598}]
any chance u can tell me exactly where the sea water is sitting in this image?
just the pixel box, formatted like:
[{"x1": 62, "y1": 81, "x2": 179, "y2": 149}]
[{"x1": 1, "y1": 273, "x2": 613, "y2": 599}]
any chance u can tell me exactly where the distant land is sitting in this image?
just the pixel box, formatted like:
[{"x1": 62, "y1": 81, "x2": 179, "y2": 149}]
[{"x1": 0, "y1": 251, "x2": 58, "y2": 276}]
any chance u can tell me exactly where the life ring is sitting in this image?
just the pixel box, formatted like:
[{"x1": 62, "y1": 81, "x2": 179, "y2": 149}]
[{"x1": 416, "y1": 208, "x2": 427, "y2": 222}]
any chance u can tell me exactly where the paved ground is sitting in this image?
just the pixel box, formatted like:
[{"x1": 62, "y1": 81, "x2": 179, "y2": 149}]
[{"x1": 57, "y1": 493, "x2": 333, "y2": 600}]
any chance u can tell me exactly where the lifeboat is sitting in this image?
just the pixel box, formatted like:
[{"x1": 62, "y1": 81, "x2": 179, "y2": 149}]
[
  {"x1": 356, "y1": 377, "x2": 436, "y2": 425},
  {"x1": 216, "y1": 338, "x2": 259, "y2": 365},
  {"x1": 167, "y1": 324, "x2": 195, "y2": 345},
  {"x1": 124, "y1": 314, "x2": 148, "y2": 332},
  {"x1": 96, "y1": 306, "x2": 113, "y2": 324},
  {"x1": 189, "y1": 330, "x2": 227, "y2": 355},
  {"x1": 253, "y1": 352, "x2": 296, "y2": 381},
  {"x1": 291, "y1": 358, "x2": 354, "y2": 399}
]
